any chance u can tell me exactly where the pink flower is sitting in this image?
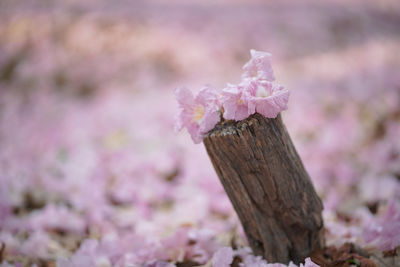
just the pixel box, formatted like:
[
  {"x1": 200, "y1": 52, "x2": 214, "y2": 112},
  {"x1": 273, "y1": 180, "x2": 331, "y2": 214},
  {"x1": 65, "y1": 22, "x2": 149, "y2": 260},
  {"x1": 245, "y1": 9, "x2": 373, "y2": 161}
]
[
  {"x1": 244, "y1": 79, "x2": 289, "y2": 118},
  {"x1": 242, "y1": 49, "x2": 275, "y2": 81},
  {"x1": 221, "y1": 84, "x2": 251, "y2": 121},
  {"x1": 220, "y1": 50, "x2": 289, "y2": 121},
  {"x1": 175, "y1": 86, "x2": 220, "y2": 144}
]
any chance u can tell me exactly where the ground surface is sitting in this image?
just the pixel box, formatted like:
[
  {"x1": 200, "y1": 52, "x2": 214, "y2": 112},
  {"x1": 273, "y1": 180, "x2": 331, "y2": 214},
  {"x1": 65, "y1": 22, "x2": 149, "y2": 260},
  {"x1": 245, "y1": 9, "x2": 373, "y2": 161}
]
[{"x1": 0, "y1": 0, "x2": 399, "y2": 266}]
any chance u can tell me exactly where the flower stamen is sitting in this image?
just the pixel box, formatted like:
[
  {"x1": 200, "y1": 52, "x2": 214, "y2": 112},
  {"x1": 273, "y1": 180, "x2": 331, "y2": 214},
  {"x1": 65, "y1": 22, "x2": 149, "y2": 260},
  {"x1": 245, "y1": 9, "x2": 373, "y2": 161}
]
[{"x1": 193, "y1": 105, "x2": 205, "y2": 123}]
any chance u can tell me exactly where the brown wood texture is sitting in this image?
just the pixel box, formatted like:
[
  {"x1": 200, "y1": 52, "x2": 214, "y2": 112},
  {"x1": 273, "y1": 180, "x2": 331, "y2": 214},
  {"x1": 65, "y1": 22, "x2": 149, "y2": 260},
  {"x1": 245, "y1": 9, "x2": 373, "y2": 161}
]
[{"x1": 203, "y1": 113, "x2": 324, "y2": 264}]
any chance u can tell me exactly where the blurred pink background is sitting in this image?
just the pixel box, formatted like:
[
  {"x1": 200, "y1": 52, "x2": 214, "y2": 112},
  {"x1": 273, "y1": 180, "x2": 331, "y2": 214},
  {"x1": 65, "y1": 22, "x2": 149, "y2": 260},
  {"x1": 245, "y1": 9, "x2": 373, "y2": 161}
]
[{"x1": 0, "y1": 0, "x2": 399, "y2": 266}]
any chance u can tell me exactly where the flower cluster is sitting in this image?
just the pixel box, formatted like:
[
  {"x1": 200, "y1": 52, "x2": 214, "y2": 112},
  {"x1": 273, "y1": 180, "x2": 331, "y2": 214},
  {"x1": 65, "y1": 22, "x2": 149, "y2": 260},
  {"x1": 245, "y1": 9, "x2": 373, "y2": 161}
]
[{"x1": 175, "y1": 50, "x2": 290, "y2": 143}]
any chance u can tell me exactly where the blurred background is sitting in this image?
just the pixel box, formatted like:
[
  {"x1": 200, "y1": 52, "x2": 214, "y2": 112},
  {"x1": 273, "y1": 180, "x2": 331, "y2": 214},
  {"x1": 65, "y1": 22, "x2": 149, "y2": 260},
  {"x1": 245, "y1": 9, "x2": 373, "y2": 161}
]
[{"x1": 0, "y1": 0, "x2": 400, "y2": 266}]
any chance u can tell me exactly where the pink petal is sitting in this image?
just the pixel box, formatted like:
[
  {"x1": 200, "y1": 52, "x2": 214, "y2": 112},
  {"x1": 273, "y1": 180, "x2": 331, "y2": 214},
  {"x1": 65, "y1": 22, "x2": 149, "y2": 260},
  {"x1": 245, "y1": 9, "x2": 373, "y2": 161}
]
[
  {"x1": 244, "y1": 79, "x2": 289, "y2": 118},
  {"x1": 212, "y1": 247, "x2": 234, "y2": 267},
  {"x1": 221, "y1": 84, "x2": 251, "y2": 121},
  {"x1": 242, "y1": 49, "x2": 275, "y2": 81},
  {"x1": 187, "y1": 123, "x2": 203, "y2": 144},
  {"x1": 200, "y1": 106, "x2": 220, "y2": 133},
  {"x1": 174, "y1": 87, "x2": 195, "y2": 131},
  {"x1": 195, "y1": 85, "x2": 219, "y2": 107},
  {"x1": 301, "y1": 258, "x2": 320, "y2": 267},
  {"x1": 255, "y1": 89, "x2": 290, "y2": 118},
  {"x1": 175, "y1": 87, "x2": 195, "y2": 107},
  {"x1": 234, "y1": 105, "x2": 250, "y2": 121},
  {"x1": 174, "y1": 86, "x2": 221, "y2": 144}
]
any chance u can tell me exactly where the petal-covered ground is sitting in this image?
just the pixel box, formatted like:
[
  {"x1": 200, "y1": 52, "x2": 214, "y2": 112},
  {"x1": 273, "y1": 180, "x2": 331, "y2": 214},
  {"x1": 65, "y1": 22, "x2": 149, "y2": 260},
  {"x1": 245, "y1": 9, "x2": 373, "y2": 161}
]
[{"x1": 0, "y1": 1, "x2": 399, "y2": 266}]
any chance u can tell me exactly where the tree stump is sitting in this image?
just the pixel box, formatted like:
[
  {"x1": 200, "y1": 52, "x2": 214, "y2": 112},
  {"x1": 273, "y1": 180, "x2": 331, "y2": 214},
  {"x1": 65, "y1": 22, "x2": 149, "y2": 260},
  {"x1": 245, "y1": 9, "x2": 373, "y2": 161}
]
[{"x1": 203, "y1": 113, "x2": 324, "y2": 264}]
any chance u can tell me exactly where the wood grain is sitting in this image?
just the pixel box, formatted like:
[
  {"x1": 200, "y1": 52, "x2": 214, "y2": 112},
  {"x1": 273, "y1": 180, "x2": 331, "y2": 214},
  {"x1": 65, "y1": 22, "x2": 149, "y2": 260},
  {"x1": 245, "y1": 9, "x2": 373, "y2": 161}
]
[{"x1": 203, "y1": 113, "x2": 324, "y2": 264}]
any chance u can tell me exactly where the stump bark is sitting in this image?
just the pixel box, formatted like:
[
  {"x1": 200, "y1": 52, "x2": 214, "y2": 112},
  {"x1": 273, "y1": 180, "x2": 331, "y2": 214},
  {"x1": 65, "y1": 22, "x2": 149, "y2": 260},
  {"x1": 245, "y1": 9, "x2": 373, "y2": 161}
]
[{"x1": 203, "y1": 113, "x2": 324, "y2": 264}]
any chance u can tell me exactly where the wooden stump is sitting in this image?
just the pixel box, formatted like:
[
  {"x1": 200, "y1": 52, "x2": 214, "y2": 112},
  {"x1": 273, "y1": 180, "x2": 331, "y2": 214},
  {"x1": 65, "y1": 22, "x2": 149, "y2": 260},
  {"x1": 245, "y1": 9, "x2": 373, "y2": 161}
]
[{"x1": 203, "y1": 113, "x2": 324, "y2": 264}]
